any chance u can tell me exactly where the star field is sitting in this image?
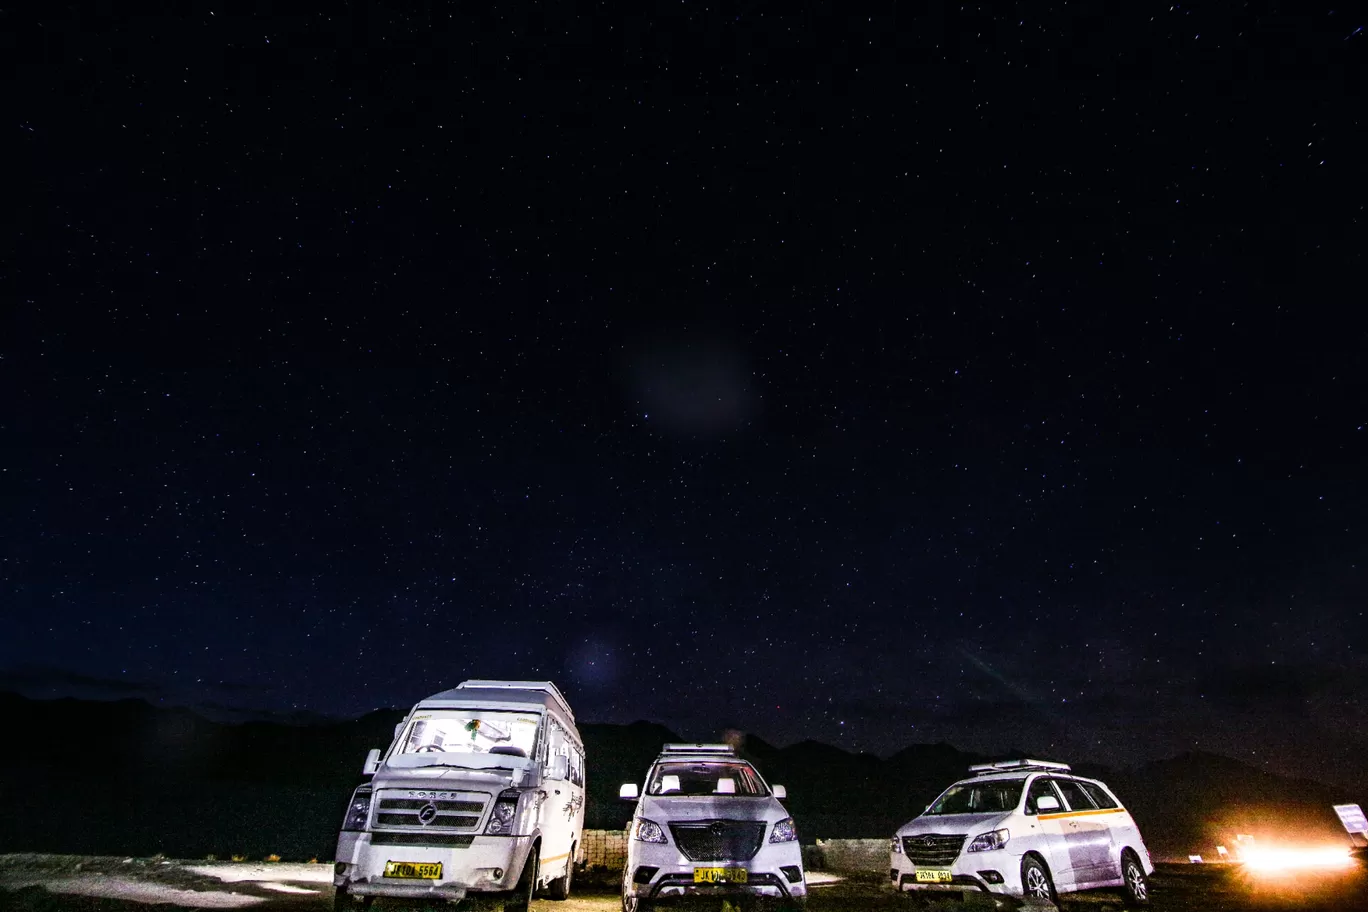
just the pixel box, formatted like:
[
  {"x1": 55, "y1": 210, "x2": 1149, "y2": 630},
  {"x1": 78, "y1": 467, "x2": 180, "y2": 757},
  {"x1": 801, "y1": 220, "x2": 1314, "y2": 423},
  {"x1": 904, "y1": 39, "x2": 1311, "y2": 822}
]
[{"x1": 5, "y1": 1, "x2": 1367, "y2": 791}]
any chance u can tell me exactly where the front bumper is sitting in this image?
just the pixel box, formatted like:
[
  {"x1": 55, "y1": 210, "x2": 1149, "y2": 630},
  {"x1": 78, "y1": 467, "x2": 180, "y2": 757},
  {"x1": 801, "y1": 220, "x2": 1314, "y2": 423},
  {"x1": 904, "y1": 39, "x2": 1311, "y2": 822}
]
[
  {"x1": 889, "y1": 850, "x2": 1022, "y2": 898},
  {"x1": 625, "y1": 843, "x2": 807, "y2": 903},
  {"x1": 334, "y1": 831, "x2": 533, "y2": 900}
]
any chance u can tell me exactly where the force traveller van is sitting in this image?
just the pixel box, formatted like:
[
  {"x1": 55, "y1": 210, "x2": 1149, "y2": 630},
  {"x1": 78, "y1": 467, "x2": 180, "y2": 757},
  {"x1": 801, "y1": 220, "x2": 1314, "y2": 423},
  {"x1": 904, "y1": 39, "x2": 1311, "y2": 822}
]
[{"x1": 333, "y1": 680, "x2": 586, "y2": 910}]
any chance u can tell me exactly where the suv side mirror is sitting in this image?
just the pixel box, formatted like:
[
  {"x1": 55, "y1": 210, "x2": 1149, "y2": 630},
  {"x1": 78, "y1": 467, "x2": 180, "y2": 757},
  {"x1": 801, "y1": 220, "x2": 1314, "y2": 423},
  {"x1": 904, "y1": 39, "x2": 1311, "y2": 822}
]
[
  {"x1": 619, "y1": 783, "x2": 639, "y2": 800},
  {"x1": 362, "y1": 748, "x2": 381, "y2": 776},
  {"x1": 772, "y1": 784, "x2": 787, "y2": 799},
  {"x1": 1036, "y1": 795, "x2": 1060, "y2": 812}
]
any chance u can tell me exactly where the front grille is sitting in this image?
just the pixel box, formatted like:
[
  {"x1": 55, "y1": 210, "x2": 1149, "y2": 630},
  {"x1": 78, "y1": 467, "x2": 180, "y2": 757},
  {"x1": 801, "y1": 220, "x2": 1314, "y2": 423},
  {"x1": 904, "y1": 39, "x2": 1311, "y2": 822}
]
[
  {"x1": 376, "y1": 813, "x2": 479, "y2": 828},
  {"x1": 669, "y1": 821, "x2": 766, "y2": 861},
  {"x1": 902, "y1": 834, "x2": 967, "y2": 866},
  {"x1": 373, "y1": 790, "x2": 487, "y2": 831},
  {"x1": 380, "y1": 798, "x2": 483, "y2": 813},
  {"x1": 371, "y1": 833, "x2": 474, "y2": 847}
]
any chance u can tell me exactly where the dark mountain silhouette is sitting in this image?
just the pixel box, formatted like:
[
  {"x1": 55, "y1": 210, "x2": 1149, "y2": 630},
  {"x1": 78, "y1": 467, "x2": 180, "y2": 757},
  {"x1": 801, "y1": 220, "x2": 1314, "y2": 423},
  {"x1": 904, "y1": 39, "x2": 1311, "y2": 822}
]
[{"x1": 0, "y1": 693, "x2": 1357, "y2": 862}]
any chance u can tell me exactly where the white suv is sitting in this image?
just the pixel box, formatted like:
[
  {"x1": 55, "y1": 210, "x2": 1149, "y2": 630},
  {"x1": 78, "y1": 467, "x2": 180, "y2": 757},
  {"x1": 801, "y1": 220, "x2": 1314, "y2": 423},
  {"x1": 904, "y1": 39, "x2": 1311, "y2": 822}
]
[
  {"x1": 620, "y1": 744, "x2": 806, "y2": 910},
  {"x1": 890, "y1": 760, "x2": 1154, "y2": 906}
]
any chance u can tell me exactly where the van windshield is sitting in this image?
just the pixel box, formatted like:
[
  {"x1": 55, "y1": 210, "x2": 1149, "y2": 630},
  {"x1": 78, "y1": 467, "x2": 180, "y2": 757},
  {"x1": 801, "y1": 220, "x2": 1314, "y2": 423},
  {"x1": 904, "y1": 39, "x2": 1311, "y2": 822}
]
[
  {"x1": 926, "y1": 779, "x2": 1024, "y2": 815},
  {"x1": 397, "y1": 710, "x2": 540, "y2": 759}
]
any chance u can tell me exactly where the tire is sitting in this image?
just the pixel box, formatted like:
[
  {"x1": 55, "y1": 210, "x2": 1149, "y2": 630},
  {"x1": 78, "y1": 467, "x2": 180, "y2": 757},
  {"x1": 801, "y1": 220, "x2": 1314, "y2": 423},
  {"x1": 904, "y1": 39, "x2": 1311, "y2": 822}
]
[
  {"x1": 621, "y1": 894, "x2": 652, "y2": 912},
  {"x1": 546, "y1": 846, "x2": 575, "y2": 900},
  {"x1": 1121, "y1": 850, "x2": 1150, "y2": 906},
  {"x1": 1021, "y1": 854, "x2": 1057, "y2": 903},
  {"x1": 504, "y1": 850, "x2": 539, "y2": 912}
]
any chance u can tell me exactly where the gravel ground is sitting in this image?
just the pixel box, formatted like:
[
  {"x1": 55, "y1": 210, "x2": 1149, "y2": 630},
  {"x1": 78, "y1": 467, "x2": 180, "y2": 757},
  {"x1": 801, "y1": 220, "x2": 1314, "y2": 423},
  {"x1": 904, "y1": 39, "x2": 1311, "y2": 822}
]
[{"x1": 2, "y1": 856, "x2": 1366, "y2": 911}]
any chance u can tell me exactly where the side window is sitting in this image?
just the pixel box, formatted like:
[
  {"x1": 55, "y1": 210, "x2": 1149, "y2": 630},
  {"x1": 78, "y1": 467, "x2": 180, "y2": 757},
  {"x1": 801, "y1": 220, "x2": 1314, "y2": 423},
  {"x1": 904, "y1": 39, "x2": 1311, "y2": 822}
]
[
  {"x1": 543, "y1": 716, "x2": 567, "y2": 779},
  {"x1": 1055, "y1": 779, "x2": 1098, "y2": 812},
  {"x1": 1025, "y1": 777, "x2": 1061, "y2": 815},
  {"x1": 1078, "y1": 781, "x2": 1119, "y2": 810},
  {"x1": 567, "y1": 745, "x2": 585, "y2": 786}
]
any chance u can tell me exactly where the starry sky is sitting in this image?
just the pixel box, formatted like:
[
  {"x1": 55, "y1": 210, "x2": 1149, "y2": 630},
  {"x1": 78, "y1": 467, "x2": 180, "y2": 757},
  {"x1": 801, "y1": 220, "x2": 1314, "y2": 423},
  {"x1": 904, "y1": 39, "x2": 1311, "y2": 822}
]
[{"x1": 6, "y1": 2, "x2": 1367, "y2": 790}]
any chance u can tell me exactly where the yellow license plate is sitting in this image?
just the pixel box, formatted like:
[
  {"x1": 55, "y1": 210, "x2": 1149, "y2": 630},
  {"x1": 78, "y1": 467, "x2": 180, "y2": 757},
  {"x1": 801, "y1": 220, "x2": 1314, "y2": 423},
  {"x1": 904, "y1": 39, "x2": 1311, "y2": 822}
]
[
  {"x1": 384, "y1": 861, "x2": 442, "y2": 879},
  {"x1": 915, "y1": 869, "x2": 953, "y2": 883},
  {"x1": 694, "y1": 867, "x2": 748, "y2": 883}
]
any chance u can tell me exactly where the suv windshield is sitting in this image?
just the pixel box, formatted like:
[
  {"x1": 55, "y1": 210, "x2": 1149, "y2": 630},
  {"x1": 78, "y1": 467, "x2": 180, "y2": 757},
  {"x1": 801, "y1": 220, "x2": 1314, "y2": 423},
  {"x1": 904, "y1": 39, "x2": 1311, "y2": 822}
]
[
  {"x1": 396, "y1": 710, "x2": 540, "y2": 758},
  {"x1": 647, "y1": 761, "x2": 768, "y2": 797},
  {"x1": 926, "y1": 779, "x2": 1024, "y2": 815}
]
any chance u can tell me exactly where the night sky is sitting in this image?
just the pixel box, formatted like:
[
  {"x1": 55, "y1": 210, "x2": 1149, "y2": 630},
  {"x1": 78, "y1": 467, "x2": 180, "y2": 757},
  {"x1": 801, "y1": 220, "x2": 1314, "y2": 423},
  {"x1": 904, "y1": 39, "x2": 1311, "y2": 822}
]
[{"x1": 7, "y1": 2, "x2": 1367, "y2": 791}]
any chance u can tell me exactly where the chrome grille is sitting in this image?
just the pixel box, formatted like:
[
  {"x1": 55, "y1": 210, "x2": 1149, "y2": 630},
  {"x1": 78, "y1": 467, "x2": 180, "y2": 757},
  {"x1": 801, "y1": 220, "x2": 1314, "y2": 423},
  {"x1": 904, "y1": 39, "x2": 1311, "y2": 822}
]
[
  {"x1": 669, "y1": 821, "x2": 766, "y2": 861},
  {"x1": 373, "y1": 789, "x2": 487, "y2": 831},
  {"x1": 902, "y1": 834, "x2": 967, "y2": 866}
]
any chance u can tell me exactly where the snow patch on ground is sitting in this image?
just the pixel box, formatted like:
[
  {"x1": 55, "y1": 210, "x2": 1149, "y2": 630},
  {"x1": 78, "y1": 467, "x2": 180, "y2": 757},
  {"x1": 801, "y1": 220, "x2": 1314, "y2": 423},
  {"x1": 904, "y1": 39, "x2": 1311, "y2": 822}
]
[
  {"x1": 184, "y1": 863, "x2": 333, "y2": 884},
  {"x1": 806, "y1": 871, "x2": 844, "y2": 886},
  {"x1": 5, "y1": 875, "x2": 265, "y2": 907}
]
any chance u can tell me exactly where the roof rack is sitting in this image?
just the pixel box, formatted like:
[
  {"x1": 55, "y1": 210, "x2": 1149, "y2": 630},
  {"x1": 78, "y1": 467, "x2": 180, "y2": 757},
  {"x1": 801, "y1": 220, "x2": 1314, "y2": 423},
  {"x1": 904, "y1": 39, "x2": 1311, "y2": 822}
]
[
  {"x1": 968, "y1": 759, "x2": 1072, "y2": 775},
  {"x1": 455, "y1": 680, "x2": 574, "y2": 721},
  {"x1": 660, "y1": 743, "x2": 736, "y2": 755}
]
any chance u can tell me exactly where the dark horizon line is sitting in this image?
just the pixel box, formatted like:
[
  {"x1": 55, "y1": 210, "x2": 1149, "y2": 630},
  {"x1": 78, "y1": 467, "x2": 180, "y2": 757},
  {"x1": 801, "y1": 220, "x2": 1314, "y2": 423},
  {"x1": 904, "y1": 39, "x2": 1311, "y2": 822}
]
[{"x1": 10, "y1": 687, "x2": 1351, "y2": 793}]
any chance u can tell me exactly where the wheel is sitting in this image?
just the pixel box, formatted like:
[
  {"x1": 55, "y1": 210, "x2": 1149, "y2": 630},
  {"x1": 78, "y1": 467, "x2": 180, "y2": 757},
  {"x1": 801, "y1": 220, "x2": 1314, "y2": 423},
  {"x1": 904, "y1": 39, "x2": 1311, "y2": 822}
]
[
  {"x1": 621, "y1": 894, "x2": 652, "y2": 912},
  {"x1": 546, "y1": 846, "x2": 575, "y2": 900},
  {"x1": 1121, "y1": 850, "x2": 1150, "y2": 905},
  {"x1": 504, "y1": 850, "x2": 539, "y2": 912},
  {"x1": 1021, "y1": 855, "x2": 1056, "y2": 903}
]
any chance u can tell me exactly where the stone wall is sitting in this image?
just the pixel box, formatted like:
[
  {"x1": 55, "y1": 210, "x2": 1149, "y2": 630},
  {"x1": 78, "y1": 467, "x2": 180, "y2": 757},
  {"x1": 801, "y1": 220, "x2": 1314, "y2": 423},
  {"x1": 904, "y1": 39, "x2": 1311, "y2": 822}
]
[
  {"x1": 806, "y1": 838, "x2": 889, "y2": 872},
  {"x1": 577, "y1": 830, "x2": 887, "y2": 874},
  {"x1": 580, "y1": 829, "x2": 629, "y2": 870}
]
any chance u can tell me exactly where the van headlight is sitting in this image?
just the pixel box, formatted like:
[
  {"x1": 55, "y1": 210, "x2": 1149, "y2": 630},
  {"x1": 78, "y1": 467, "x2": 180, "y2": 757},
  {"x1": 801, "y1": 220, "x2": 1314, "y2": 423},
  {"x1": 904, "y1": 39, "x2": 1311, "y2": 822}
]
[
  {"x1": 966, "y1": 828, "x2": 1009, "y2": 852},
  {"x1": 341, "y1": 787, "x2": 372, "y2": 831},
  {"x1": 633, "y1": 819, "x2": 668, "y2": 844},
  {"x1": 769, "y1": 817, "x2": 798, "y2": 843},
  {"x1": 484, "y1": 790, "x2": 520, "y2": 835},
  {"x1": 891, "y1": 836, "x2": 903, "y2": 854}
]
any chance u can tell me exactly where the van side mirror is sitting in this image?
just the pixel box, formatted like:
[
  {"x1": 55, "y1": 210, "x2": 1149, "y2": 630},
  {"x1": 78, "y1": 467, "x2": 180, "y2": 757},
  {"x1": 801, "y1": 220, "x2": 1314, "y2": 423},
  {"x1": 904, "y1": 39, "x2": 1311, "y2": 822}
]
[
  {"x1": 363, "y1": 748, "x2": 381, "y2": 776},
  {"x1": 548, "y1": 753, "x2": 570, "y2": 781},
  {"x1": 1036, "y1": 795, "x2": 1061, "y2": 812},
  {"x1": 619, "y1": 783, "x2": 639, "y2": 800},
  {"x1": 772, "y1": 784, "x2": 787, "y2": 799}
]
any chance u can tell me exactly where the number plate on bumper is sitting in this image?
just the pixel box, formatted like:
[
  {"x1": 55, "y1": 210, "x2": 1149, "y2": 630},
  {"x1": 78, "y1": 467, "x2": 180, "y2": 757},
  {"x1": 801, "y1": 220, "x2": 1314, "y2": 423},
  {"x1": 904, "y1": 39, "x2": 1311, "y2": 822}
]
[
  {"x1": 384, "y1": 861, "x2": 442, "y2": 879},
  {"x1": 914, "y1": 869, "x2": 952, "y2": 883},
  {"x1": 694, "y1": 867, "x2": 748, "y2": 883}
]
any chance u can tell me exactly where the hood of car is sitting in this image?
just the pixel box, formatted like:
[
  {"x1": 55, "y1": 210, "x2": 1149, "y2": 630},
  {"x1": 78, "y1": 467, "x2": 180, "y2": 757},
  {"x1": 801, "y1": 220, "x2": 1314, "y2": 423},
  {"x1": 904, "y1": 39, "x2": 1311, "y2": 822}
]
[
  {"x1": 636, "y1": 795, "x2": 789, "y2": 824},
  {"x1": 897, "y1": 811, "x2": 1012, "y2": 837}
]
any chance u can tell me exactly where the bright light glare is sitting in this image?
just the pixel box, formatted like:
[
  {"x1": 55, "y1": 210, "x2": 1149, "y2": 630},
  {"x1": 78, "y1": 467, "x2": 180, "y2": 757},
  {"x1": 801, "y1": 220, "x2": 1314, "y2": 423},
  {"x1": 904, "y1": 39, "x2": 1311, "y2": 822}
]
[{"x1": 1240, "y1": 845, "x2": 1354, "y2": 875}]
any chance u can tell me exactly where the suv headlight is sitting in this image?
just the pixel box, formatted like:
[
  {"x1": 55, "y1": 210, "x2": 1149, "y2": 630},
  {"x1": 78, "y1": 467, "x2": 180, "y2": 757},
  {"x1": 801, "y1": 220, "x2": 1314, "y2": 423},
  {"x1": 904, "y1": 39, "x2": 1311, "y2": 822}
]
[
  {"x1": 966, "y1": 828, "x2": 1009, "y2": 852},
  {"x1": 891, "y1": 836, "x2": 903, "y2": 854},
  {"x1": 633, "y1": 818, "x2": 668, "y2": 844},
  {"x1": 770, "y1": 817, "x2": 798, "y2": 843},
  {"x1": 341, "y1": 787, "x2": 372, "y2": 832},
  {"x1": 484, "y1": 790, "x2": 520, "y2": 835}
]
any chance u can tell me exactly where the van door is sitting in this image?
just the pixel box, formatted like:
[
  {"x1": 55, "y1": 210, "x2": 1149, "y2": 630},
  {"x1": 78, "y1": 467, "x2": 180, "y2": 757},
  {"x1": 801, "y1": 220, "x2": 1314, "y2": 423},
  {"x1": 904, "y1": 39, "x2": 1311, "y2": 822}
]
[{"x1": 536, "y1": 714, "x2": 580, "y2": 879}]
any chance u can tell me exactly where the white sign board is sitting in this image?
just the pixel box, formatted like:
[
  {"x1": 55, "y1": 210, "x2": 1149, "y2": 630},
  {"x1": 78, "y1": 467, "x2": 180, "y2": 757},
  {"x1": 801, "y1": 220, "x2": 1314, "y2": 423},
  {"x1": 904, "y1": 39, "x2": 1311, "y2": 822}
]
[{"x1": 1334, "y1": 804, "x2": 1368, "y2": 834}]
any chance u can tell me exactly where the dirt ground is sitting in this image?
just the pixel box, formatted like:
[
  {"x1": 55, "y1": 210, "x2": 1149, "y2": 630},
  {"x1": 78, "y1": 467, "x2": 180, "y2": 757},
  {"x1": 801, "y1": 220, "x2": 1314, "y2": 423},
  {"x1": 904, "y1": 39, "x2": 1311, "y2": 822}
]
[{"x1": 1, "y1": 857, "x2": 1366, "y2": 912}]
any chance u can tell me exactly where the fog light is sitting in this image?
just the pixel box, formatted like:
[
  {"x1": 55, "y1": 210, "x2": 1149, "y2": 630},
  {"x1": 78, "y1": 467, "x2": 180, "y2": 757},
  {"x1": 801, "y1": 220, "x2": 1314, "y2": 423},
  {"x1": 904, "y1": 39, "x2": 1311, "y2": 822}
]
[
  {"x1": 633, "y1": 866, "x2": 659, "y2": 884},
  {"x1": 492, "y1": 868, "x2": 504, "y2": 880},
  {"x1": 334, "y1": 863, "x2": 348, "y2": 876},
  {"x1": 780, "y1": 865, "x2": 803, "y2": 883},
  {"x1": 978, "y1": 870, "x2": 1004, "y2": 884}
]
